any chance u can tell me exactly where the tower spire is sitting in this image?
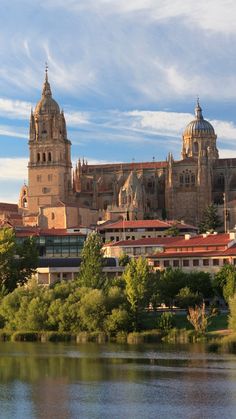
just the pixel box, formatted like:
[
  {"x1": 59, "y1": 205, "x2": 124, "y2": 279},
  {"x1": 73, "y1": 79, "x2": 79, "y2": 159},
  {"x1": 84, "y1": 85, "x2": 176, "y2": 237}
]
[
  {"x1": 42, "y1": 62, "x2": 52, "y2": 97},
  {"x1": 195, "y1": 96, "x2": 203, "y2": 120}
]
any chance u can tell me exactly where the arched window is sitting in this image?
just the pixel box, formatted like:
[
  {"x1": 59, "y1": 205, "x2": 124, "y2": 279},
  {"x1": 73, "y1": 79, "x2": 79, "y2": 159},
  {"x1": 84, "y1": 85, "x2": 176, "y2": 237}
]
[
  {"x1": 37, "y1": 153, "x2": 40, "y2": 162},
  {"x1": 51, "y1": 212, "x2": 55, "y2": 220},
  {"x1": 191, "y1": 174, "x2": 195, "y2": 184},
  {"x1": 23, "y1": 198, "x2": 27, "y2": 208},
  {"x1": 179, "y1": 174, "x2": 184, "y2": 184},
  {"x1": 185, "y1": 173, "x2": 190, "y2": 184},
  {"x1": 43, "y1": 152, "x2": 46, "y2": 162},
  {"x1": 48, "y1": 152, "x2": 52, "y2": 162}
]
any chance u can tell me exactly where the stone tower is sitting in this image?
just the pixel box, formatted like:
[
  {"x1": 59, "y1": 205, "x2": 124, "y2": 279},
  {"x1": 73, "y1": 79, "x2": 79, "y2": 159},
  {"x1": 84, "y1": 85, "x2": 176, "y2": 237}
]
[
  {"x1": 165, "y1": 100, "x2": 218, "y2": 224},
  {"x1": 26, "y1": 68, "x2": 72, "y2": 213}
]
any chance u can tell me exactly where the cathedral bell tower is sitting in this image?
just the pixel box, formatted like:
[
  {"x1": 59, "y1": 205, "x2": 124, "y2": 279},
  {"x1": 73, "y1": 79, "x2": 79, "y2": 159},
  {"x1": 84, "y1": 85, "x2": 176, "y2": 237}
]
[{"x1": 27, "y1": 67, "x2": 72, "y2": 213}]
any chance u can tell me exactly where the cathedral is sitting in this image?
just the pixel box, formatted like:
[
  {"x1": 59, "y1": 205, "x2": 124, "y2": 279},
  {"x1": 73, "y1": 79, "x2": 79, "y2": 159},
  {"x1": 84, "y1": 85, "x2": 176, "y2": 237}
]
[{"x1": 18, "y1": 70, "x2": 236, "y2": 230}]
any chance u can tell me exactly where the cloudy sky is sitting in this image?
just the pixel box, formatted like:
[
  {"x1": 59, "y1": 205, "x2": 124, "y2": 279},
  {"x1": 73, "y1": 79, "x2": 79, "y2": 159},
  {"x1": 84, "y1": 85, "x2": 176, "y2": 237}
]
[{"x1": 1, "y1": 0, "x2": 236, "y2": 202}]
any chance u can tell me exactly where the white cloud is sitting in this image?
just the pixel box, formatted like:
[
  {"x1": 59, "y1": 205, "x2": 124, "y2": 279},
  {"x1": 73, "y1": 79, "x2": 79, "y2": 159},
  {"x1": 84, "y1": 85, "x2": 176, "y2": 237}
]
[
  {"x1": 0, "y1": 158, "x2": 28, "y2": 181},
  {"x1": 0, "y1": 98, "x2": 32, "y2": 119},
  {"x1": 43, "y1": 0, "x2": 236, "y2": 34},
  {"x1": 0, "y1": 126, "x2": 27, "y2": 139},
  {"x1": 65, "y1": 111, "x2": 90, "y2": 126}
]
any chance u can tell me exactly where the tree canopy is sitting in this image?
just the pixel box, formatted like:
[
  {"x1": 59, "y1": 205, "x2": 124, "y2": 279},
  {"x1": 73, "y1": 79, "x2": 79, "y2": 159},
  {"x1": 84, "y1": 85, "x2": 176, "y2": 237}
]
[
  {"x1": 78, "y1": 231, "x2": 106, "y2": 289},
  {"x1": 0, "y1": 228, "x2": 38, "y2": 292},
  {"x1": 198, "y1": 203, "x2": 222, "y2": 233}
]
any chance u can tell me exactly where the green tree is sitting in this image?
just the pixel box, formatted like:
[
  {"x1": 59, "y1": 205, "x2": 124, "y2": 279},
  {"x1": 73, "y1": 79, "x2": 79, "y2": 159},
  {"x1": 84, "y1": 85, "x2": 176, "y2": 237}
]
[
  {"x1": 198, "y1": 203, "x2": 222, "y2": 233},
  {"x1": 158, "y1": 268, "x2": 187, "y2": 308},
  {"x1": 165, "y1": 225, "x2": 180, "y2": 237},
  {"x1": 123, "y1": 257, "x2": 151, "y2": 330},
  {"x1": 214, "y1": 264, "x2": 236, "y2": 303},
  {"x1": 185, "y1": 271, "x2": 214, "y2": 299},
  {"x1": 79, "y1": 289, "x2": 107, "y2": 331},
  {"x1": 228, "y1": 294, "x2": 236, "y2": 331},
  {"x1": 0, "y1": 228, "x2": 38, "y2": 292},
  {"x1": 78, "y1": 231, "x2": 106, "y2": 289},
  {"x1": 104, "y1": 308, "x2": 130, "y2": 335},
  {"x1": 176, "y1": 286, "x2": 201, "y2": 309},
  {"x1": 118, "y1": 253, "x2": 130, "y2": 267}
]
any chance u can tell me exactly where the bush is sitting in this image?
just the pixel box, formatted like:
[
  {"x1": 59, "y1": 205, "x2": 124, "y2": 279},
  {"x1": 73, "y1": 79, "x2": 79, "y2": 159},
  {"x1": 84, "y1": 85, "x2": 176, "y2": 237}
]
[{"x1": 158, "y1": 311, "x2": 175, "y2": 332}]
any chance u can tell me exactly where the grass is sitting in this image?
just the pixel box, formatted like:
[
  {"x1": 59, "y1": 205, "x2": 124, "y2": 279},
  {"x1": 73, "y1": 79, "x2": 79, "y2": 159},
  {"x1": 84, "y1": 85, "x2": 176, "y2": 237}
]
[{"x1": 141, "y1": 311, "x2": 228, "y2": 333}]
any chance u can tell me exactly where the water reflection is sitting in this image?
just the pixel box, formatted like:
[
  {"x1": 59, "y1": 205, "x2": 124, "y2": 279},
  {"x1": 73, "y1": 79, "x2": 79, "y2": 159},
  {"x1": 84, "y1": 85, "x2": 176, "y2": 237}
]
[{"x1": 1, "y1": 342, "x2": 236, "y2": 419}]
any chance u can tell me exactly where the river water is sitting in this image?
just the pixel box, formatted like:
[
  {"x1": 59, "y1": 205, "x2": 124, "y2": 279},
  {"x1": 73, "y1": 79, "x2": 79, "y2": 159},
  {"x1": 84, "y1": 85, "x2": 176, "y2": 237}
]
[{"x1": 0, "y1": 341, "x2": 236, "y2": 419}]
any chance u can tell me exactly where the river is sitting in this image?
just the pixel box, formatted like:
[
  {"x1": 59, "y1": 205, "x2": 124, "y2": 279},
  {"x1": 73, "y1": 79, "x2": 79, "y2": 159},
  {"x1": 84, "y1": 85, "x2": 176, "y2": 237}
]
[{"x1": 0, "y1": 341, "x2": 236, "y2": 418}]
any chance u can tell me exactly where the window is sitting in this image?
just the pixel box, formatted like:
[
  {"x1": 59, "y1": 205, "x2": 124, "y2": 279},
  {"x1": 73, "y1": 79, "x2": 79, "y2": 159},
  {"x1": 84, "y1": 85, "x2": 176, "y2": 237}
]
[
  {"x1": 183, "y1": 259, "x2": 189, "y2": 267},
  {"x1": 179, "y1": 174, "x2": 184, "y2": 184},
  {"x1": 37, "y1": 175, "x2": 42, "y2": 182},
  {"x1": 51, "y1": 212, "x2": 55, "y2": 220},
  {"x1": 223, "y1": 258, "x2": 229, "y2": 265},
  {"x1": 185, "y1": 174, "x2": 190, "y2": 184},
  {"x1": 43, "y1": 153, "x2": 46, "y2": 162},
  {"x1": 37, "y1": 153, "x2": 40, "y2": 162},
  {"x1": 173, "y1": 260, "x2": 179, "y2": 267},
  {"x1": 193, "y1": 259, "x2": 199, "y2": 266},
  {"x1": 164, "y1": 260, "x2": 170, "y2": 267},
  {"x1": 154, "y1": 260, "x2": 160, "y2": 267},
  {"x1": 48, "y1": 174, "x2": 53, "y2": 181},
  {"x1": 203, "y1": 259, "x2": 209, "y2": 266},
  {"x1": 191, "y1": 174, "x2": 195, "y2": 184},
  {"x1": 213, "y1": 259, "x2": 219, "y2": 266},
  {"x1": 48, "y1": 152, "x2": 52, "y2": 162}
]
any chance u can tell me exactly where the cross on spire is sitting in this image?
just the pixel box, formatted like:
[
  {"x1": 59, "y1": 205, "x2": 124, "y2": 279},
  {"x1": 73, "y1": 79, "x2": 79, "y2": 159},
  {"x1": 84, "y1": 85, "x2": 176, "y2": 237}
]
[{"x1": 45, "y1": 62, "x2": 48, "y2": 81}]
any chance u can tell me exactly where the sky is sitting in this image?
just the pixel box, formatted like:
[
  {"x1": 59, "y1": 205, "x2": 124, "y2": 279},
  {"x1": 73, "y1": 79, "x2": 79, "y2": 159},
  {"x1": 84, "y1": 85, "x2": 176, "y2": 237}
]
[{"x1": 1, "y1": 0, "x2": 236, "y2": 202}]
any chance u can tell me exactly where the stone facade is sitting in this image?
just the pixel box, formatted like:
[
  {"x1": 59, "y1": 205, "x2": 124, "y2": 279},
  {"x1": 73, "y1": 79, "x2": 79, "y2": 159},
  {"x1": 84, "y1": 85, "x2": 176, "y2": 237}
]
[{"x1": 19, "y1": 73, "x2": 236, "y2": 229}]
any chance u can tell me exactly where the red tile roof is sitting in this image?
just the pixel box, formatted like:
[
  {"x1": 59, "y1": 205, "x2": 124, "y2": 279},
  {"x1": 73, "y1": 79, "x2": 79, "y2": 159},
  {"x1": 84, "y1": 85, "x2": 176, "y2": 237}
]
[
  {"x1": 164, "y1": 233, "x2": 230, "y2": 248},
  {"x1": 104, "y1": 237, "x2": 181, "y2": 247},
  {"x1": 100, "y1": 219, "x2": 171, "y2": 230},
  {"x1": 0, "y1": 202, "x2": 18, "y2": 212},
  {"x1": 149, "y1": 251, "x2": 226, "y2": 259}
]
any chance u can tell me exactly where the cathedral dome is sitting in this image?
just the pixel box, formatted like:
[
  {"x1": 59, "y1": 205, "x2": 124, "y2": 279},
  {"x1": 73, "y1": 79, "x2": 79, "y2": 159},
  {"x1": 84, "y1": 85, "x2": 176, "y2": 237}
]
[
  {"x1": 183, "y1": 100, "x2": 215, "y2": 137},
  {"x1": 35, "y1": 70, "x2": 60, "y2": 115}
]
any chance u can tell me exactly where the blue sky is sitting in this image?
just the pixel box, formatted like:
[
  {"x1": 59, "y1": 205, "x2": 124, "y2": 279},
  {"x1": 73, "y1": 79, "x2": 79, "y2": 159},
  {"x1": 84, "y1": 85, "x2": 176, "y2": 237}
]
[{"x1": 1, "y1": 0, "x2": 236, "y2": 202}]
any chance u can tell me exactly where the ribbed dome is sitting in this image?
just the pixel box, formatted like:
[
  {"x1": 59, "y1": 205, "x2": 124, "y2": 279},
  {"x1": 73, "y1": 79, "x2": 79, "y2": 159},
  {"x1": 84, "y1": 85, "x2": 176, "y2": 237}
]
[
  {"x1": 183, "y1": 101, "x2": 215, "y2": 137},
  {"x1": 35, "y1": 70, "x2": 60, "y2": 115}
]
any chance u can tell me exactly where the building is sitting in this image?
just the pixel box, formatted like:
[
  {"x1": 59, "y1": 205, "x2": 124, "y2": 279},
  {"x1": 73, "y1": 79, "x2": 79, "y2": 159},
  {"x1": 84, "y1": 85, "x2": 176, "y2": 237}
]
[
  {"x1": 148, "y1": 232, "x2": 236, "y2": 274},
  {"x1": 103, "y1": 232, "x2": 236, "y2": 275},
  {"x1": 18, "y1": 71, "x2": 236, "y2": 229},
  {"x1": 98, "y1": 219, "x2": 197, "y2": 243}
]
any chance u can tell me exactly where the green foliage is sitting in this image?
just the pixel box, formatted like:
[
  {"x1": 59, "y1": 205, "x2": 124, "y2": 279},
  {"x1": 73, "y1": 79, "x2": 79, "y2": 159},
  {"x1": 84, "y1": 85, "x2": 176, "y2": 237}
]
[
  {"x1": 158, "y1": 268, "x2": 186, "y2": 308},
  {"x1": 165, "y1": 226, "x2": 180, "y2": 237},
  {"x1": 104, "y1": 308, "x2": 130, "y2": 335},
  {"x1": 78, "y1": 231, "x2": 106, "y2": 289},
  {"x1": 214, "y1": 264, "x2": 236, "y2": 302},
  {"x1": 123, "y1": 257, "x2": 151, "y2": 330},
  {"x1": 118, "y1": 253, "x2": 130, "y2": 267},
  {"x1": 198, "y1": 203, "x2": 222, "y2": 233},
  {"x1": 79, "y1": 289, "x2": 107, "y2": 331},
  {"x1": 176, "y1": 287, "x2": 201, "y2": 309},
  {"x1": 0, "y1": 228, "x2": 38, "y2": 292},
  {"x1": 158, "y1": 311, "x2": 175, "y2": 332},
  {"x1": 185, "y1": 271, "x2": 214, "y2": 299},
  {"x1": 228, "y1": 294, "x2": 236, "y2": 331}
]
